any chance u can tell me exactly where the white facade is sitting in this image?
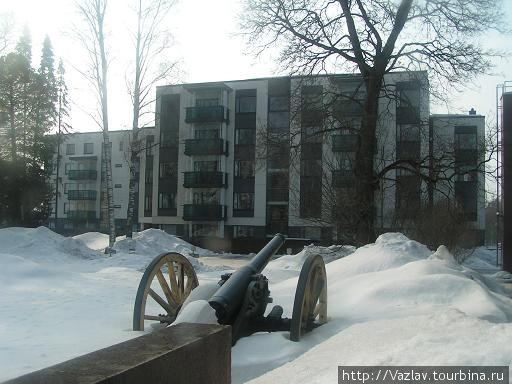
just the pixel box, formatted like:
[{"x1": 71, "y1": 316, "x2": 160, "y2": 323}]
[{"x1": 50, "y1": 129, "x2": 153, "y2": 234}]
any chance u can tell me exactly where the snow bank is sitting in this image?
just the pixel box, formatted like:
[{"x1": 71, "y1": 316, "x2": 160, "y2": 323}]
[
  {"x1": 270, "y1": 244, "x2": 355, "y2": 271},
  {"x1": 73, "y1": 232, "x2": 127, "y2": 251},
  {"x1": 113, "y1": 228, "x2": 210, "y2": 257},
  {"x1": 248, "y1": 309, "x2": 512, "y2": 384},
  {"x1": 0, "y1": 226, "x2": 101, "y2": 262},
  {"x1": 233, "y1": 233, "x2": 512, "y2": 383}
]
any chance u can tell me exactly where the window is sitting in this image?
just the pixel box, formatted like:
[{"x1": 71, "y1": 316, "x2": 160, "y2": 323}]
[
  {"x1": 158, "y1": 192, "x2": 176, "y2": 209},
  {"x1": 194, "y1": 161, "x2": 217, "y2": 172},
  {"x1": 269, "y1": 96, "x2": 289, "y2": 111},
  {"x1": 267, "y1": 171, "x2": 288, "y2": 188},
  {"x1": 114, "y1": 204, "x2": 121, "y2": 209},
  {"x1": 160, "y1": 130, "x2": 177, "y2": 147},
  {"x1": 115, "y1": 163, "x2": 122, "y2": 168},
  {"x1": 192, "y1": 223, "x2": 218, "y2": 237},
  {"x1": 454, "y1": 126, "x2": 477, "y2": 150},
  {"x1": 144, "y1": 193, "x2": 152, "y2": 212},
  {"x1": 65, "y1": 163, "x2": 75, "y2": 174},
  {"x1": 159, "y1": 162, "x2": 178, "y2": 178},
  {"x1": 196, "y1": 98, "x2": 219, "y2": 107},
  {"x1": 234, "y1": 225, "x2": 254, "y2": 238},
  {"x1": 305, "y1": 227, "x2": 322, "y2": 240},
  {"x1": 234, "y1": 193, "x2": 254, "y2": 210},
  {"x1": 302, "y1": 86, "x2": 323, "y2": 110},
  {"x1": 268, "y1": 111, "x2": 289, "y2": 130},
  {"x1": 396, "y1": 175, "x2": 421, "y2": 215},
  {"x1": 84, "y1": 143, "x2": 94, "y2": 154},
  {"x1": 302, "y1": 159, "x2": 322, "y2": 177},
  {"x1": 115, "y1": 184, "x2": 122, "y2": 188},
  {"x1": 397, "y1": 124, "x2": 420, "y2": 142},
  {"x1": 234, "y1": 160, "x2": 255, "y2": 178},
  {"x1": 146, "y1": 135, "x2": 155, "y2": 155},
  {"x1": 119, "y1": 141, "x2": 124, "y2": 151},
  {"x1": 235, "y1": 129, "x2": 255, "y2": 145},
  {"x1": 64, "y1": 183, "x2": 74, "y2": 194},
  {"x1": 66, "y1": 144, "x2": 75, "y2": 155},
  {"x1": 337, "y1": 152, "x2": 355, "y2": 171},
  {"x1": 236, "y1": 96, "x2": 256, "y2": 113},
  {"x1": 193, "y1": 191, "x2": 218, "y2": 204}
]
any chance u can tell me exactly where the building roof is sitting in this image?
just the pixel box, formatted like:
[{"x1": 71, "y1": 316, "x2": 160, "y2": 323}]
[{"x1": 157, "y1": 70, "x2": 429, "y2": 90}]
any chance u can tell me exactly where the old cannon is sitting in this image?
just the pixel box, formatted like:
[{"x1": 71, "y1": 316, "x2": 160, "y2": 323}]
[{"x1": 133, "y1": 234, "x2": 327, "y2": 344}]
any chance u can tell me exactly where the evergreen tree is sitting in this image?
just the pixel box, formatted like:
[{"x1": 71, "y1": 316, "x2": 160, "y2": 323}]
[{"x1": 0, "y1": 31, "x2": 64, "y2": 227}]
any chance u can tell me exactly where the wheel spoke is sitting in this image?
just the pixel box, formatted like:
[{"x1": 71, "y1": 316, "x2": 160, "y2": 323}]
[
  {"x1": 148, "y1": 288, "x2": 172, "y2": 313},
  {"x1": 156, "y1": 269, "x2": 178, "y2": 307},
  {"x1": 167, "y1": 261, "x2": 180, "y2": 300}
]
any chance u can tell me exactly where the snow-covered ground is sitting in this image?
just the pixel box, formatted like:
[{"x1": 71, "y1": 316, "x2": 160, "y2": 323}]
[{"x1": 0, "y1": 228, "x2": 511, "y2": 383}]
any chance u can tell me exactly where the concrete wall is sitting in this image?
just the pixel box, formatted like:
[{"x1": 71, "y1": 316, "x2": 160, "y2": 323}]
[{"x1": 5, "y1": 323, "x2": 231, "y2": 384}]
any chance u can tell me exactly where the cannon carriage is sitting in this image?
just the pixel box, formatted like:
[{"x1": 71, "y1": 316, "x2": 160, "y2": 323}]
[{"x1": 133, "y1": 234, "x2": 327, "y2": 344}]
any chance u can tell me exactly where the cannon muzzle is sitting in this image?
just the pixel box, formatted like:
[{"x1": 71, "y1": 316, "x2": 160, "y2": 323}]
[{"x1": 208, "y1": 234, "x2": 285, "y2": 323}]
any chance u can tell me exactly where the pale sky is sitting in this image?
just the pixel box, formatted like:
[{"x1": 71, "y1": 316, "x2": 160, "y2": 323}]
[{"x1": 2, "y1": 0, "x2": 512, "y2": 133}]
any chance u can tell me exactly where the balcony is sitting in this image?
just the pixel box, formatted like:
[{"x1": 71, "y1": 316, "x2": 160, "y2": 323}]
[
  {"x1": 332, "y1": 170, "x2": 355, "y2": 188},
  {"x1": 267, "y1": 188, "x2": 289, "y2": 202},
  {"x1": 67, "y1": 190, "x2": 97, "y2": 200},
  {"x1": 332, "y1": 134, "x2": 358, "y2": 152},
  {"x1": 184, "y1": 139, "x2": 227, "y2": 156},
  {"x1": 68, "y1": 170, "x2": 97, "y2": 180},
  {"x1": 183, "y1": 171, "x2": 227, "y2": 188},
  {"x1": 185, "y1": 106, "x2": 228, "y2": 123},
  {"x1": 67, "y1": 210, "x2": 96, "y2": 220},
  {"x1": 183, "y1": 204, "x2": 226, "y2": 221}
]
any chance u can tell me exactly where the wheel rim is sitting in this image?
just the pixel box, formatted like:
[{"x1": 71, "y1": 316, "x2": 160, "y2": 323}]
[
  {"x1": 133, "y1": 252, "x2": 199, "y2": 331},
  {"x1": 290, "y1": 254, "x2": 327, "y2": 341}
]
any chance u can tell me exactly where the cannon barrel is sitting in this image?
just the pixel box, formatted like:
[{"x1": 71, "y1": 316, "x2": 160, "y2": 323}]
[{"x1": 208, "y1": 234, "x2": 286, "y2": 323}]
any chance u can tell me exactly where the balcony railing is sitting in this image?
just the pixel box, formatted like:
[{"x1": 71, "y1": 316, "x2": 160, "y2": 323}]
[
  {"x1": 267, "y1": 188, "x2": 289, "y2": 202},
  {"x1": 183, "y1": 204, "x2": 226, "y2": 221},
  {"x1": 332, "y1": 170, "x2": 355, "y2": 188},
  {"x1": 185, "y1": 106, "x2": 228, "y2": 123},
  {"x1": 183, "y1": 171, "x2": 227, "y2": 188},
  {"x1": 67, "y1": 190, "x2": 97, "y2": 200},
  {"x1": 68, "y1": 170, "x2": 97, "y2": 180},
  {"x1": 67, "y1": 210, "x2": 96, "y2": 220},
  {"x1": 184, "y1": 138, "x2": 227, "y2": 156},
  {"x1": 332, "y1": 134, "x2": 358, "y2": 152}
]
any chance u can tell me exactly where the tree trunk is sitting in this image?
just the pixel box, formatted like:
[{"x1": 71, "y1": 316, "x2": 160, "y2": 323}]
[
  {"x1": 125, "y1": 1, "x2": 142, "y2": 239},
  {"x1": 354, "y1": 72, "x2": 383, "y2": 245}
]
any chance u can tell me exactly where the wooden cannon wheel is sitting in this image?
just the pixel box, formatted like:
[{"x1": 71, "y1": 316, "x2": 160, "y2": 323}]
[
  {"x1": 290, "y1": 254, "x2": 327, "y2": 341},
  {"x1": 133, "y1": 252, "x2": 199, "y2": 331}
]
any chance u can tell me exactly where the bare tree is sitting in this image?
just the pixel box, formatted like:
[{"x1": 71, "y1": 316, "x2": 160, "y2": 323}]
[
  {"x1": 74, "y1": 0, "x2": 116, "y2": 252},
  {"x1": 125, "y1": 0, "x2": 179, "y2": 238},
  {"x1": 242, "y1": 0, "x2": 508, "y2": 245},
  {"x1": 0, "y1": 12, "x2": 14, "y2": 55}
]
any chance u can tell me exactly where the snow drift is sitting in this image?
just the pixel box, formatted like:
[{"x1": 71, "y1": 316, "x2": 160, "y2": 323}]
[
  {"x1": 0, "y1": 226, "x2": 101, "y2": 262},
  {"x1": 233, "y1": 233, "x2": 512, "y2": 383}
]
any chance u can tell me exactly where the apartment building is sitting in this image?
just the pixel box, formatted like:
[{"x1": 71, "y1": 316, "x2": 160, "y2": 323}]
[
  {"x1": 429, "y1": 112, "x2": 486, "y2": 244},
  {"x1": 49, "y1": 128, "x2": 154, "y2": 235},
  {"x1": 138, "y1": 71, "x2": 488, "y2": 249}
]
